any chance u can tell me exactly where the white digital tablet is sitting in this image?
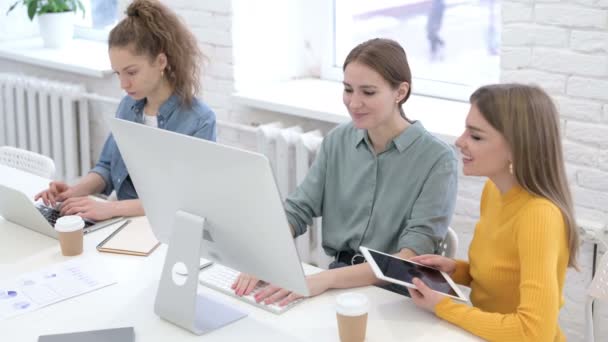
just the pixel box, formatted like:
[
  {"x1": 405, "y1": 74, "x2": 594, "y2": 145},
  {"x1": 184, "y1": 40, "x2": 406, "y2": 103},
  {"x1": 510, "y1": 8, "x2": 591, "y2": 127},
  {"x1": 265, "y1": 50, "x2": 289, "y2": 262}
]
[{"x1": 360, "y1": 246, "x2": 468, "y2": 302}]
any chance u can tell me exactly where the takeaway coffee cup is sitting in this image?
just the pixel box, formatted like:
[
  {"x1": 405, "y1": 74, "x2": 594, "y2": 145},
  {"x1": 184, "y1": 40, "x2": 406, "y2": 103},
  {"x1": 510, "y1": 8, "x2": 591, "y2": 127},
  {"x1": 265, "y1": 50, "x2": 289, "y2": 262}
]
[
  {"x1": 336, "y1": 292, "x2": 369, "y2": 342},
  {"x1": 55, "y1": 215, "x2": 84, "y2": 256}
]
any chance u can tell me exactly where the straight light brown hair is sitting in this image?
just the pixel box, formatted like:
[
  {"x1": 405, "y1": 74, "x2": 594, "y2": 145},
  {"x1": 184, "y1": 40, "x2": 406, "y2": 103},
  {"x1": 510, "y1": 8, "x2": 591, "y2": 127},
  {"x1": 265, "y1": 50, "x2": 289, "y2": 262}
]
[
  {"x1": 343, "y1": 38, "x2": 412, "y2": 121},
  {"x1": 471, "y1": 83, "x2": 579, "y2": 268},
  {"x1": 108, "y1": 0, "x2": 204, "y2": 107}
]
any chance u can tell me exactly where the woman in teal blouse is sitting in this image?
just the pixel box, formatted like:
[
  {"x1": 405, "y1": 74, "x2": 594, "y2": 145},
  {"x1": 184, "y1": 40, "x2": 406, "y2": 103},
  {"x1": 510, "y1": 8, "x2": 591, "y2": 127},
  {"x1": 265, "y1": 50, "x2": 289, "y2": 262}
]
[{"x1": 235, "y1": 38, "x2": 458, "y2": 306}]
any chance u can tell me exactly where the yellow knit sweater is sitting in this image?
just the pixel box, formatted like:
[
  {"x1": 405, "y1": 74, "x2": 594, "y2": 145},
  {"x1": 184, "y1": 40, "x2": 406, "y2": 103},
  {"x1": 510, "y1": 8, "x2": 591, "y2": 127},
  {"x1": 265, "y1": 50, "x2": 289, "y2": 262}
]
[{"x1": 435, "y1": 180, "x2": 569, "y2": 342}]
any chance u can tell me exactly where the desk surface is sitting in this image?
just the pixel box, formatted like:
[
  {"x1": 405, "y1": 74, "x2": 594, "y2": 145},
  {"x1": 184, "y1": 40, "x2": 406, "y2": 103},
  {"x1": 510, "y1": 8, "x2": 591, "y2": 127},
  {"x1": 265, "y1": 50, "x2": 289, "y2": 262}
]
[{"x1": 0, "y1": 165, "x2": 480, "y2": 341}]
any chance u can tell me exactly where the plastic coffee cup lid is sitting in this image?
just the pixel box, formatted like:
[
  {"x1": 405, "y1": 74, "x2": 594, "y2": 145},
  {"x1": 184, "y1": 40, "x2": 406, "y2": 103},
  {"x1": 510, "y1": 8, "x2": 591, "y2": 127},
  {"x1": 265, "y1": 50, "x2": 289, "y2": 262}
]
[
  {"x1": 336, "y1": 292, "x2": 368, "y2": 316},
  {"x1": 54, "y1": 215, "x2": 85, "y2": 233}
]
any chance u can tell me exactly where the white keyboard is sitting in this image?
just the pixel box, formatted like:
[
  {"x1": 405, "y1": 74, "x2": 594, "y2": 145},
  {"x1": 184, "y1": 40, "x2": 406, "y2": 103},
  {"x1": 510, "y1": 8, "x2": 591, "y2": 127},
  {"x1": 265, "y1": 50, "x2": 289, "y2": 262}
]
[{"x1": 198, "y1": 264, "x2": 305, "y2": 314}]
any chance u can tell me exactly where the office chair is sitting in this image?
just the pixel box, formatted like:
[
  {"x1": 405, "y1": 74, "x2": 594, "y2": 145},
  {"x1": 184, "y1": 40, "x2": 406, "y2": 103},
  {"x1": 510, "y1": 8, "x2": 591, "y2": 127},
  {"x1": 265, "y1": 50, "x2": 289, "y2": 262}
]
[
  {"x1": 0, "y1": 146, "x2": 56, "y2": 179},
  {"x1": 585, "y1": 246, "x2": 608, "y2": 342},
  {"x1": 438, "y1": 227, "x2": 458, "y2": 258}
]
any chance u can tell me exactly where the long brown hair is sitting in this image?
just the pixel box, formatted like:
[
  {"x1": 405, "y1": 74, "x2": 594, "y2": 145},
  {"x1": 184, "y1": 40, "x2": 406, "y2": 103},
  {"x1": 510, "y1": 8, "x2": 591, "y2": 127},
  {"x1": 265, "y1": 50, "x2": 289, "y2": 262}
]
[
  {"x1": 108, "y1": 0, "x2": 203, "y2": 107},
  {"x1": 471, "y1": 84, "x2": 579, "y2": 268},
  {"x1": 343, "y1": 38, "x2": 412, "y2": 121}
]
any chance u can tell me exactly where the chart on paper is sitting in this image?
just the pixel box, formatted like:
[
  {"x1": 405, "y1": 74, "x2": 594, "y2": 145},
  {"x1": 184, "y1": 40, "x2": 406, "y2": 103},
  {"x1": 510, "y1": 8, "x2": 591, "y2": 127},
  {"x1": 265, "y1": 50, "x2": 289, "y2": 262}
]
[{"x1": 0, "y1": 258, "x2": 116, "y2": 320}]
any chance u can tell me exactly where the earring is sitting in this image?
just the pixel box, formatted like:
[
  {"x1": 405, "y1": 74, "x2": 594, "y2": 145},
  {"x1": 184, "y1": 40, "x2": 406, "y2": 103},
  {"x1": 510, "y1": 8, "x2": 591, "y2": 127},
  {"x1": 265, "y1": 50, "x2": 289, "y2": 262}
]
[
  {"x1": 509, "y1": 162, "x2": 513, "y2": 175},
  {"x1": 161, "y1": 70, "x2": 164, "y2": 77}
]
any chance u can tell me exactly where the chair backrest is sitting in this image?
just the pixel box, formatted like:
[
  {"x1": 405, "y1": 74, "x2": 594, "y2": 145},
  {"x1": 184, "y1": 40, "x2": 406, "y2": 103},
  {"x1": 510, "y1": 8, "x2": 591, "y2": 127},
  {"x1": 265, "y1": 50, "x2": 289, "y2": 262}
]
[
  {"x1": 439, "y1": 226, "x2": 458, "y2": 258},
  {"x1": 589, "y1": 251, "x2": 608, "y2": 300},
  {"x1": 585, "y1": 251, "x2": 608, "y2": 342},
  {"x1": 0, "y1": 146, "x2": 56, "y2": 179}
]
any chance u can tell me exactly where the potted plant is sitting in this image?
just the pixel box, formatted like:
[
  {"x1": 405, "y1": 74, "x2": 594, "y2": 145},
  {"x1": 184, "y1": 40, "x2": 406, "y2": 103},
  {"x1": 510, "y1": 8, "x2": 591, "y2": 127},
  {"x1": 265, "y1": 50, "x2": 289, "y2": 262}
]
[{"x1": 7, "y1": 0, "x2": 85, "y2": 48}]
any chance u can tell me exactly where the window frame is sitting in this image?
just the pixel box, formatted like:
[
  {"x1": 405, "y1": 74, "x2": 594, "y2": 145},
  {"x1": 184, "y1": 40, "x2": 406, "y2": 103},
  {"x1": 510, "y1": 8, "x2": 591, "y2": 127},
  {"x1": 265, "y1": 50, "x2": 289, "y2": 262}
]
[
  {"x1": 320, "y1": 0, "x2": 488, "y2": 103},
  {"x1": 72, "y1": 0, "x2": 119, "y2": 42}
]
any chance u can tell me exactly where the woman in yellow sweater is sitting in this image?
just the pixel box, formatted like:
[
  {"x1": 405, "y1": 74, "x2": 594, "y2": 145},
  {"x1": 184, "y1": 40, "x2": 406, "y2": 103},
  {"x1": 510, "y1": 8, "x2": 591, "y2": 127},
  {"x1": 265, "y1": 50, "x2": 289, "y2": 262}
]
[{"x1": 407, "y1": 84, "x2": 579, "y2": 341}]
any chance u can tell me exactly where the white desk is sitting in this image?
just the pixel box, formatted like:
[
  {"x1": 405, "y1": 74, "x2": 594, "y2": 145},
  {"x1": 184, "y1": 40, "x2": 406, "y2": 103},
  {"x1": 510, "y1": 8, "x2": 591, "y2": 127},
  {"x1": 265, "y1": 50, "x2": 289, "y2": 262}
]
[{"x1": 0, "y1": 165, "x2": 480, "y2": 341}]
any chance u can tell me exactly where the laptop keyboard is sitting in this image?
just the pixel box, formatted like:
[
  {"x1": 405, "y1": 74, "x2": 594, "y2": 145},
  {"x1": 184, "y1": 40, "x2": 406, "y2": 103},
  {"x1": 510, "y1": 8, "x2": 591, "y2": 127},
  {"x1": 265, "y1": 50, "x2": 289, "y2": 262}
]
[
  {"x1": 36, "y1": 205, "x2": 95, "y2": 229},
  {"x1": 198, "y1": 264, "x2": 305, "y2": 314},
  {"x1": 37, "y1": 205, "x2": 61, "y2": 226}
]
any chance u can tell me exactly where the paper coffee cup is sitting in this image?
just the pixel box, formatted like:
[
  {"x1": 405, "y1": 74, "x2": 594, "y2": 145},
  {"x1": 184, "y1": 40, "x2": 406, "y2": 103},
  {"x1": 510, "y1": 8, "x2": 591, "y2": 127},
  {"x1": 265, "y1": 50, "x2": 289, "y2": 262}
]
[
  {"x1": 55, "y1": 215, "x2": 84, "y2": 256},
  {"x1": 336, "y1": 292, "x2": 369, "y2": 342}
]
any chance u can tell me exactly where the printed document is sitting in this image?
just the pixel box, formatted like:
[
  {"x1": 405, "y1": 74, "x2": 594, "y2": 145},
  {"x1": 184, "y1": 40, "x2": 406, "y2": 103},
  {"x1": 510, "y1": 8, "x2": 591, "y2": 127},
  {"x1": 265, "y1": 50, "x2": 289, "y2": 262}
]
[{"x1": 0, "y1": 258, "x2": 115, "y2": 320}]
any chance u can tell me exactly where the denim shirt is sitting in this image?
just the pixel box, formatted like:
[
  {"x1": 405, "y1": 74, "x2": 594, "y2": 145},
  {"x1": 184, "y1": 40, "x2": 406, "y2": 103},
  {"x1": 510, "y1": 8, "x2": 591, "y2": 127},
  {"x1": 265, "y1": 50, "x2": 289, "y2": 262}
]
[{"x1": 90, "y1": 94, "x2": 217, "y2": 200}]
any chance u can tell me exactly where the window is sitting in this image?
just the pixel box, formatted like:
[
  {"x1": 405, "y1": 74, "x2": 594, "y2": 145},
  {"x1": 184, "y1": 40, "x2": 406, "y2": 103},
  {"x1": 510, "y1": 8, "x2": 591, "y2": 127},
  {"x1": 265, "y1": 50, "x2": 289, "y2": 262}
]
[
  {"x1": 324, "y1": 0, "x2": 500, "y2": 101},
  {"x1": 73, "y1": 0, "x2": 118, "y2": 41}
]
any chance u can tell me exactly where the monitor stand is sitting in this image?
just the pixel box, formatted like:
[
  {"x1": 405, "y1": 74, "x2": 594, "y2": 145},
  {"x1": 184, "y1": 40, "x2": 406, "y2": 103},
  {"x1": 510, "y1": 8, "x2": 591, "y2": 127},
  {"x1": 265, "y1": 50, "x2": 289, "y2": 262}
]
[{"x1": 154, "y1": 210, "x2": 247, "y2": 335}]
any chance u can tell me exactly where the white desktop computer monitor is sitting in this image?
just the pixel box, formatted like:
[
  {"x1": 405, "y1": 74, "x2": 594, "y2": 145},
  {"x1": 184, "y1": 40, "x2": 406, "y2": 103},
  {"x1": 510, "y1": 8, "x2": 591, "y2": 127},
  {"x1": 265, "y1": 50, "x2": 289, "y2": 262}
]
[{"x1": 109, "y1": 118, "x2": 309, "y2": 334}]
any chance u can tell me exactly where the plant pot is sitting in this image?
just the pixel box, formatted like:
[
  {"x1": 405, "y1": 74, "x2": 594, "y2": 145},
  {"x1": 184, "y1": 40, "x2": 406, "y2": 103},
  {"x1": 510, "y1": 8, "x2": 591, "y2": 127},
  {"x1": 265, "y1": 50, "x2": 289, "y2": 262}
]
[{"x1": 38, "y1": 12, "x2": 75, "y2": 48}]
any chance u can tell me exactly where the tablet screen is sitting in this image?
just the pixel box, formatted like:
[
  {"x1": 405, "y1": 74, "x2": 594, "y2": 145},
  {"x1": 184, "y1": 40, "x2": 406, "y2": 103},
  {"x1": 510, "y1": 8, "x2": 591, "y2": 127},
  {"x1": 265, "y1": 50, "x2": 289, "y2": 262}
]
[{"x1": 367, "y1": 249, "x2": 458, "y2": 297}]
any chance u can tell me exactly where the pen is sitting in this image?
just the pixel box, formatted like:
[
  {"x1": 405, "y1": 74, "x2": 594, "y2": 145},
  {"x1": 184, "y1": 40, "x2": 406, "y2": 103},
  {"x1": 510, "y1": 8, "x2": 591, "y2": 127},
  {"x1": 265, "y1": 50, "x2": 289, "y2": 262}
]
[
  {"x1": 96, "y1": 219, "x2": 132, "y2": 249},
  {"x1": 200, "y1": 259, "x2": 214, "y2": 270},
  {"x1": 85, "y1": 218, "x2": 125, "y2": 235}
]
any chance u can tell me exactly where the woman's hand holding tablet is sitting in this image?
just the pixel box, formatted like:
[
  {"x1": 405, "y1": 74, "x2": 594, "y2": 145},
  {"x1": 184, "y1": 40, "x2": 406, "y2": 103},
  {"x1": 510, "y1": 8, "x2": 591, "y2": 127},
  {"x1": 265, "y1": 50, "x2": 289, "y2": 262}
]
[{"x1": 359, "y1": 246, "x2": 468, "y2": 302}]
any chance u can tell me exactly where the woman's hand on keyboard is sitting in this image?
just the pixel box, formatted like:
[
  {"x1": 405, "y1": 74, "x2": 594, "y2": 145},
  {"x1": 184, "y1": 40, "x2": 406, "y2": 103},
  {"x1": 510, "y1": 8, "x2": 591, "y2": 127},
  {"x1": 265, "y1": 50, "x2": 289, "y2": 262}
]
[
  {"x1": 59, "y1": 196, "x2": 115, "y2": 221},
  {"x1": 232, "y1": 273, "x2": 260, "y2": 296},
  {"x1": 35, "y1": 181, "x2": 74, "y2": 207},
  {"x1": 254, "y1": 273, "x2": 331, "y2": 307}
]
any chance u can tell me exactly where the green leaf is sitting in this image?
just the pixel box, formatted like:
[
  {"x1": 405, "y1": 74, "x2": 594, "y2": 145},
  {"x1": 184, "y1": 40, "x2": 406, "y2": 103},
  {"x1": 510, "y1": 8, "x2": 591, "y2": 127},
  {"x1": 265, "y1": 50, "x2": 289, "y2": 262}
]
[
  {"x1": 6, "y1": 1, "x2": 20, "y2": 16},
  {"x1": 6, "y1": 0, "x2": 85, "y2": 19},
  {"x1": 26, "y1": 0, "x2": 36, "y2": 20},
  {"x1": 39, "y1": 4, "x2": 48, "y2": 13},
  {"x1": 59, "y1": 0, "x2": 73, "y2": 12}
]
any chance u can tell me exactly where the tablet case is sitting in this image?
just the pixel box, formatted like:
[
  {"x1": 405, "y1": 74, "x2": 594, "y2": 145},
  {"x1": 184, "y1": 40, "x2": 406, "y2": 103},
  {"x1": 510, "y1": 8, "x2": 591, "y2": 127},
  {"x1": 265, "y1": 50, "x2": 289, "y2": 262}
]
[
  {"x1": 97, "y1": 216, "x2": 160, "y2": 256},
  {"x1": 38, "y1": 327, "x2": 134, "y2": 342}
]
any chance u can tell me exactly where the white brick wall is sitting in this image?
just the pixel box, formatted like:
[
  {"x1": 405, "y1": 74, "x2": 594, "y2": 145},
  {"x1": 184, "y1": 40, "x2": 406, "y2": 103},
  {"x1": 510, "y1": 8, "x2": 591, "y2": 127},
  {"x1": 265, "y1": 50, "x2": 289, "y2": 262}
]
[
  {"x1": 568, "y1": 76, "x2": 608, "y2": 101},
  {"x1": 502, "y1": 24, "x2": 568, "y2": 47},
  {"x1": 570, "y1": 30, "x2": 608, "y2": 53},
  {"x1": 502, "y1": 69, "x2": 567, "y2": 93},
  {"x1": 555, "y1": 97, "x2": 602, "y2": 122},
  {"x1": 531, "y1": 48, "x2": 608, "y2": 76},
  {"x1": 535, "y1": 5, "x2": 607, "y2": 28}
]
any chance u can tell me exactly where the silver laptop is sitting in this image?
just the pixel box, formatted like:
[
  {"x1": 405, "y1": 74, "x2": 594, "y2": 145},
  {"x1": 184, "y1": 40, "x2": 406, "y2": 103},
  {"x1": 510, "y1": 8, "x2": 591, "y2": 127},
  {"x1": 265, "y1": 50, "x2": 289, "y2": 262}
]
[{"x1": 0, "y1": 183, "x2": 122, "y2": 239}]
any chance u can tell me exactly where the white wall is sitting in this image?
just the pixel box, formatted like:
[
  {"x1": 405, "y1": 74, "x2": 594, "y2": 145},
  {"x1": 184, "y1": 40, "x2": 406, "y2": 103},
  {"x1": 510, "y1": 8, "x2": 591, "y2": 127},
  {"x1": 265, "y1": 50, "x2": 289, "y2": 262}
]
[
  {"x1": 1, "y1": 0, "x2": 606, "y2": 339},
  {"x1": 1, "y1": 1, "x2": 38, "y2": 41}
]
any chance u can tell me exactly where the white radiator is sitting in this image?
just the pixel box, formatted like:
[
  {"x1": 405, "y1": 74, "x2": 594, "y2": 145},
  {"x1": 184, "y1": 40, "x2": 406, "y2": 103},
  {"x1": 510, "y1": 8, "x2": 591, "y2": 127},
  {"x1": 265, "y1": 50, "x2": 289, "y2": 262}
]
[
  {"x1": 257, "y1": 122, "x2": 333, "y2": 268},
  {"x1": 0, "y1": 73, "x2": 90, "y2": 182}
]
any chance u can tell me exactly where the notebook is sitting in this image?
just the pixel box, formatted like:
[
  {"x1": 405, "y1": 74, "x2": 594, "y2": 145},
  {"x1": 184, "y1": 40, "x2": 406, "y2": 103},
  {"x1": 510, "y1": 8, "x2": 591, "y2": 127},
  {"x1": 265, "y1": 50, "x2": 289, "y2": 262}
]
[
  {"x1": 96, "y1": 216, "x2": 160, "y2": 256},
  {"x1": 38, "y1": 327, "x2": 134, "y2": 342}
]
